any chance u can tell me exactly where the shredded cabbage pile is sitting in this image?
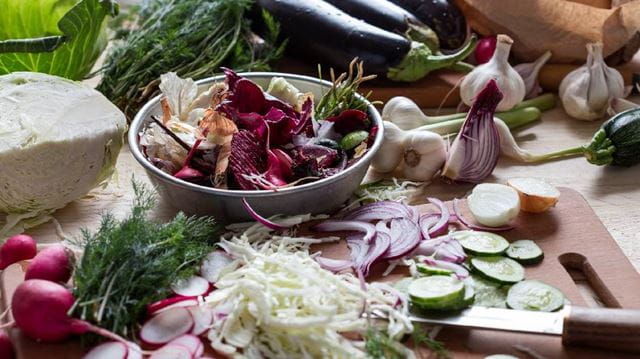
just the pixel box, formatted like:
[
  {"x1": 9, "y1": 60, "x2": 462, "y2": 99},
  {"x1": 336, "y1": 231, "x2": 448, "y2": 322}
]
[{"x1": 205, "y1": 232, "x2": 414, "y2": 358}]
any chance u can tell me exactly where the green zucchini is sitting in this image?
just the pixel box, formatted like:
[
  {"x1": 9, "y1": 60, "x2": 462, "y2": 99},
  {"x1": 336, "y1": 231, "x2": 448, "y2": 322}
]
[
  {"x1": 506, "y1": 240, "x2": 544, "y2": 265},
  {"x1": 452, "y1": 231, "x2": 509, "y2": 256},
  {"x1": 506, "y1": 280, "x2": 564, "y2": 312},
  {"x1": 471, "y1": 256, "x2": 525, "y2": 284},
  {"x1": 408, "y1": 275, "x2": 466, "y2": 311}
]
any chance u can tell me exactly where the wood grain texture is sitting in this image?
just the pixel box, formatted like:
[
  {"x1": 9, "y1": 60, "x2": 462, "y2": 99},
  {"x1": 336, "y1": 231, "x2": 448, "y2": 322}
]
[
  {"x1": 3, "y1": 189, "x2": 640, "y2": 358},
  {"x1": 563, "y1": 306, "x2": 640, "y2": 353}
]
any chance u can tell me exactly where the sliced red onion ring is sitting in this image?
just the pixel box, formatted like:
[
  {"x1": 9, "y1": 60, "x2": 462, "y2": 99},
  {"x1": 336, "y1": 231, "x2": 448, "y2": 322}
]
[
  {"x1": 314, "y1": 220, "x2": 377, "y2": 243},
  {"x1": 383, "y1": 218, "x2": 421, "y2": 260},
  {"x1": 418, "y1": 214, "x2": 439, "y2": 240},
  {"x1": 413, "y1": 236, "x2": 449, "y2": 256},
  {"x1": 452, "y1": 199, "x2": 514, "y2": 232},
  {"x1": 314, "y1": 257, "x2": 353, "y2": 273},
  {"x1": 241, "y1": 198, "x2": 290, "y2": 231},
  {"x1": 426, "y1": 197, "x2": 451, "y2": 236},
  {"x1": 347, "y1": 232, "x2": 390, "y2": 278},
  {"x1": 342, "y1": 201, "x2": 414, "y2": 222},
  {"x1": 434, "y1": 246, "x2": 463, "y2": 263},
  {"x1": 422, "y1": 258, "x2": 470, "y2": 279}
]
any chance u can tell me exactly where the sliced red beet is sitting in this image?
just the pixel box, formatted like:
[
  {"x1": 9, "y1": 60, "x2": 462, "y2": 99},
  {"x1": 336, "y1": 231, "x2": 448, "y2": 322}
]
[
  {"x1": 325, "y1": 109, "x2": 369, "y2": 135},
  {"x1": 84, "y1": 341, "x2": 128, "y2": 359},
  {"x1": 171, "y1": 276, "x2": 210, "y2": 297},
  {"x1": 229, "y1": 130, "x2": 267, "y2": 190},
  {"x1": 140, "y1": 307, "x2": 194, "y2": 345}
]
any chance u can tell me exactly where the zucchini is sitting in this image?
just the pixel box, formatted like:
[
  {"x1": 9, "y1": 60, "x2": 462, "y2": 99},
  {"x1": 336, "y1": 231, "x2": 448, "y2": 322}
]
[
  {"x1": 452, "y1": 231, "x2": 509, "y2": 256},
  {"x1": 506, "y1": 240, "x2": 544, "y2": 265},
  {"x1": 506, "y1": 280, "x2": 565, "y2": 312},
  {"x1": 408, "y1": 275, "x2": 465, "y2": 311},
  {"x1": 416, "y1": 263, "x2": 454, "y2": 276},
  {"x1": 471, "y1": 256, "x2": 525, "y2": 284},
  {"x1": 601, "y1": 108, "x2": 640, "y2": 166}
]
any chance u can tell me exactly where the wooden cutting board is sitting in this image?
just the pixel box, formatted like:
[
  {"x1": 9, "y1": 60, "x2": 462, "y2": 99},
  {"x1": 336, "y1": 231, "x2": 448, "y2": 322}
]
[{"x1": 2, "y1": 188, "x2": 639, "y2": 358}]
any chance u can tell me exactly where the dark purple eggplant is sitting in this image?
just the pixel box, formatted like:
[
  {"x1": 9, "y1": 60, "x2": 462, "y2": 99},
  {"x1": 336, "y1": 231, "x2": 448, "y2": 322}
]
[
  {"x1": 323, "y1": 0, "x2": 439, "y2": 50},
  {"x1": 258, "y1": 0, "x2": 476, "y2": 82},
  {"x1": 390, "y1": 0, "x2": 467, "y2": 50}
]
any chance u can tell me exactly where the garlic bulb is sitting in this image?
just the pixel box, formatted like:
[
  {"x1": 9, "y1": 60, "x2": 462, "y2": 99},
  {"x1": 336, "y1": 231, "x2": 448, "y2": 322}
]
[
  {"x1": 559, "y1": 43, "x2": 624, "y2": 121},
  {"x1": 382, "y1": 96, "x2": 429, "y2": 130},
  {"x1": 460, "y1": 34, "x2": 525, "y2": 112},
  {"x1": 402, "y1": 131, "x2": 447, "y2": 181},
  {"x1": 514, "y1": 51, "x2": 552, "y2": 99},
  {"x1": 371, "y1": 121, "x2": 405, "y2": 173}
]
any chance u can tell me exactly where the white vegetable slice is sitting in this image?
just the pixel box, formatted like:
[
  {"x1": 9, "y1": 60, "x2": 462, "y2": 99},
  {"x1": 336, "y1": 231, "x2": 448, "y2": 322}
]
[
  {"x1": 149, "y1": 297, "x2": 199, "y2": 315},
  {"x1": 200, "y1": 251, "x2": 235, "y2": 283},
  {"x1": 467, "y1": 183, "x2": 520, "y2": 227},
  {"x1": 171, "y1": 275, "x2": 210, "y2": 297},
  {"x1": 83, "y1": 341, "x2": 128, "y2": 359},
  {"x1": 126, "y1": 343, "x2": 143, "y2": 359},
  {"x1": 188, "y1": 306, "x2": 213, "y2": 336},
  {"x1": 149, "y1": 345, "x2": 192, "y2": 359},
  {"x1": 507, "y1": 178, "x2": 560, "y2": 213},
  {"x1": 169, "y1": 334, "x2": 205, "y2": 357},
  {"x1": 141, "y1": 307, "x2": 194, "y2": 345}
]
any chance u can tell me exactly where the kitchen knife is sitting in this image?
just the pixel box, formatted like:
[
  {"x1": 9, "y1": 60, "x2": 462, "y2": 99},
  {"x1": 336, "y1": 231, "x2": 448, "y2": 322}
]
[{"x1": 408, "y1": 305, "x2": 640, "y2": 353}]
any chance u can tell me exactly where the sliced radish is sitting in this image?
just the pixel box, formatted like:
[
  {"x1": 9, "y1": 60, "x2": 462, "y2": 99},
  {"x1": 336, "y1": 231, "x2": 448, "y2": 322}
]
[
  {"x1": 467, "y1": 183, "x2": 520, "y2": 227},
  {"x1": 141, "y1": 307, "x2": 194, "y2": 345},
  {"x1": 188, "y1": 306, "x2": 213, "y2": 336},
  {"x1": 83, "y1": 341, "x2": 128, "y2": 359},
  {"x1": 148, "y1": 296, "x2": 199, "y2": 315},
  {"x1": 507, "y1": 177, "x2": 560, "y2": 213},
  {"x1": 200, "y1": 251, "x2": 234, "y2": 283},
  {"x1": 172, "y1": 276, "x2": 210, "y2": 297},
  {"x1": 126, "y1": 343, "x2": 143, "y2": 359},
  {"x1": 149, "y1": 345, "x2": 192, "y2": 359},
  {"x1": 169, "y1": 334, "x2": 204, "y2": 357}
]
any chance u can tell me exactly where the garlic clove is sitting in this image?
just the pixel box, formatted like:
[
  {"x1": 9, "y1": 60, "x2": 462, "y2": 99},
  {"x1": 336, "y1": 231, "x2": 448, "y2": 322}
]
[
  {"x1": 371, "y1": 121, "x2": 406, "y2": 173},
  {"x1": 382, "y1": 96, "x2": 429, "y2": 130},
  {"x1": 402, "y1": 131, "x2": 447, "y2": 181},
  {"x1": 514, "y1": 51, "x2": 552, "y2": 99},
  {"x1": 460, "y1": 34, "x2": 525, "y2": 112}
]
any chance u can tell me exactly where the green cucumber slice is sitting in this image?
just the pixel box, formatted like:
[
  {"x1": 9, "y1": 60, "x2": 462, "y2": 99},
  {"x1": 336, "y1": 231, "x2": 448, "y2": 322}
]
[
  {"x1": 506, "y1": 240, "x2": 544, "y2": 265},
  {"x1": 452, "y1": 231, "x2": 509, "y2": 256},
  {"x1": 416, "y1": 263, "x2": 454, "y2": 276},
  {"x1": 339, "y1": 130, "x2": 368, "y2": 150},
  {"x1": 408, "y1": 276, "x2": 465, "y2": 311},
  {"x1": 393, "y1": 277, "x2": 413, "y2": 295},
  {"x1": 470, "y1": 275, "x2": 509, "y2": 308},
  {"x1": 506, "y1": 280, "x2": 565, "y2": 312},
  {"x1": 471, "y1": 256, "x2": 525, "y2": 284}
]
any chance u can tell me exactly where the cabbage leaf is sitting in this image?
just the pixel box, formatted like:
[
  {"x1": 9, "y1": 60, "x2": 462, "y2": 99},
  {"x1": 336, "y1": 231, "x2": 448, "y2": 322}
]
[{"x1": 0, "y1": 0, "x2": 118, "y2": 80}]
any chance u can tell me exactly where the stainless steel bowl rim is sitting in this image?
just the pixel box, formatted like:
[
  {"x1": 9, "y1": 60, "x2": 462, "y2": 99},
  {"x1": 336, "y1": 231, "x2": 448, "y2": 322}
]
[{"x1": 128, "y1": 71, "x2": 384, "y2": 199}]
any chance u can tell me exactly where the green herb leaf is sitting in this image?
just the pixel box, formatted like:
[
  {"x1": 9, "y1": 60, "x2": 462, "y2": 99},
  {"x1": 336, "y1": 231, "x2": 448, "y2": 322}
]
[
  {"x1": 0, "y1": 0, "x2": 118, "y2": 80},
  {"x1": 411, "y1": 324, "x2": 451, "y2": 359}
]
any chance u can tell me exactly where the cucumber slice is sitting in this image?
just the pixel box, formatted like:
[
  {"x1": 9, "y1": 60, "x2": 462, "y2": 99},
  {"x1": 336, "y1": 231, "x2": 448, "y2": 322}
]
[
  {"x1": 393, "y1": 277, "x2": 413, "y2": 295},
  {"x1": 339, "y1": 130, "x2": 368, "y2": 150},
  {"x1": 506, "y1": 240, "x2": 544, "y2": 265},
  {"x1": 450, "y1": 281, "x2": 476, "y2": 310},
  {"x1": 506, "y1": 280, "x2": 565, "y2": 312},
  {"x1": 408, "y1": 276, "x2": 465, "y2": 311},
  {"x1": 416, "y1": 263, "x2": 454, "y2": 276},
  {"x1": 452, "y1": 231, "x2": 509, "y2": 256},
  {"x1": 471, "y1": 256, "x2": 525, "y2": 284},
  {"x1": 470, "y1": 275, "x2": 509, "y2": 308}
]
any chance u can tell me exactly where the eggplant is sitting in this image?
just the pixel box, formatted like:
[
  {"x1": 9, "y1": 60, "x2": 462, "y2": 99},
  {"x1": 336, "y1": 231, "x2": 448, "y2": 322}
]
[
  {"x1": 323, "y1": 0, "x2": 439, "y2": 50},
  {"x1": 390, "y1": 0, "x2": 467, "y2": 50},
  {"x1": 258, "y1": 0, "x2": 476, "y2": 82}
]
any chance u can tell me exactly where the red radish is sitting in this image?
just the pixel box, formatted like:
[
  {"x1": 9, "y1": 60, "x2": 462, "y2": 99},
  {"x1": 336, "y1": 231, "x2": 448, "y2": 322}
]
[
  {"x1": 0, "y1": 234, "x2": 37, "y2": 270},
  {"x1": 83, "y1": 341, "x2": 128, "y2": 359},
  {"x1": 475, "y1": 36, "x2": 497, "y2": 64},
  {"x1": 24, "y1": 244, "x2": 73, "y2": 283},
  {"x1": 169, "y1": 334, "x2": 204, "y2": 357},
  {"x1": 126, "y1": 343, "x2": 143, "y2": 359},
  {"x1": 11, "y1": 280, "x2": 127, "y2": 343},
  {"x1": 200, "y1": 251, "x2": 234, "y2": 284},
  {"x1": 187, "y1": 306, "x2": 213, "y2": 336},
  {"x1": 0, "y1": 330, "x2": 14, "y2": 359},
  {"x1": 149, "y1": 345, "x2": 192, "y2": 359},
  {"x1": 148, "y1": 297, "x2": 199, "y2": 316},
  {"x1": 171, "y1": 276, "x2": 210, "y2": 297},
  {"x1": 140, "y1": 307, "x2": 194, "y2": 345}
]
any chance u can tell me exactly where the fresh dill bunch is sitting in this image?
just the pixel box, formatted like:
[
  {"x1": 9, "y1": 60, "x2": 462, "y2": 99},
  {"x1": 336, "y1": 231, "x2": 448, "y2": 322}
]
[
  {"x1": 411, "y1": 324, "x2": 451, "y2": 359},
  {"x1": 70, "y1": 180, "x2": 221, "y2": 339},
  {"x1": 97, "y1": 0, "x2": 285, "y2": 120},
  {"x1": 315, "y1": 59, "x2": 380, "y2": 120},
  {"x1": 365, "y1": 327, "x2": 407, "y2": 359}
]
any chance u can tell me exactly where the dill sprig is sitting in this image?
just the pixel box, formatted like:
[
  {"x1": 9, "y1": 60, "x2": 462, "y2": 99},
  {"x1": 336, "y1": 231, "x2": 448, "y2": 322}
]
[
  {"x1": 411, "y1": 325, "x2": 451, "y2": 359},
  {"x1": 97, "y1": 0, "x2": 285, "y2": 120},
  {"x1": 364, "y1": 324, "x2": 451, "y2": 359},
  {"x1": 70, "y1": 180, "x2": 221, "y2": 339},
  {"x1": 315, "y1": 59, "x2": 379, "y2": 120}
]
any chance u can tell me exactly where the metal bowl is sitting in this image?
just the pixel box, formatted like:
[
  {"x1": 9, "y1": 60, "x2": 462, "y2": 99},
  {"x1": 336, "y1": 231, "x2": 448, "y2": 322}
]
[{"x1": 129, "y1": 72, "x2": 384, "y2": 223}]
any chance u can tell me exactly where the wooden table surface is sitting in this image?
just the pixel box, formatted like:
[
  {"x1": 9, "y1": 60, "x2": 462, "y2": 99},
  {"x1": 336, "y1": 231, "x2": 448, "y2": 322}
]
[{"x1": 18, "y1": 100, "x2": 640, "y2": 272}]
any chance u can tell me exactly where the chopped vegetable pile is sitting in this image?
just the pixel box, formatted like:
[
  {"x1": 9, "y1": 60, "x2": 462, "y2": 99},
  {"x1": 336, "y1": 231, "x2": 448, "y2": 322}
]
[{"x1": 140, "y1": 65, "x2": 377, "y2": 190}]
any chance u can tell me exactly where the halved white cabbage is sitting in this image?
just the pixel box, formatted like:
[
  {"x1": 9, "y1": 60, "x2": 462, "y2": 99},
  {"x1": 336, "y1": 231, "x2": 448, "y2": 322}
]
[{"x1": 0, "y1": 72, "x2": 126, "y2": 235}]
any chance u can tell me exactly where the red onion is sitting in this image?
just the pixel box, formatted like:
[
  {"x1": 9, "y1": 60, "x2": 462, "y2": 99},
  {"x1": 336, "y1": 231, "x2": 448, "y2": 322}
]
[
  {"x1": 314, "y1": 220, "x2": 377, "y2": 243},
  {"x1": 314, "y1": 257, "x2": 353, "y2": 273},
  {"x1": 418, "y1": 214, "x2": 439, "y2": 240},
  {"x1": 241, "y1": 198, "x2": 290, "y2": 231},
  {"x1": 383, "y1": 218, "x2": 421, "y2": 260},
  {"x1": 475, "y1": 36, "x2": 497, "y2": 64},
  {"x1": 347, "y1": 233, "x2": 390, "y2": 278},
  {"x1": 452, "y1": 199, "x2": 514, "y2": 232},
  {"x1": 423, "y1": 258, "x2": 470, "y2": 279},
  {"x1": 425, "y1": 197, "x2": 450, "y2": 236},
  {"x1": 342, "y1": 201, "x2": 414, "y2": 222}
]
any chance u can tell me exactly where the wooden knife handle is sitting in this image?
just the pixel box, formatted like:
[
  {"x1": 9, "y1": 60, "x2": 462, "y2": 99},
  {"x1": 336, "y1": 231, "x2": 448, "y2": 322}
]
[{"x1": 563, "y1": 306, "x2": 640, "y2": 353}]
